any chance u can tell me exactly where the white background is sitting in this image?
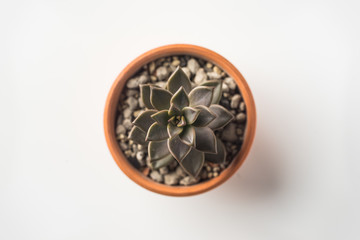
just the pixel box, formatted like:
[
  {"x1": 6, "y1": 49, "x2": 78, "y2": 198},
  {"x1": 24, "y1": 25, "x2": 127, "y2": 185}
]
[{"x1": 1, "y1": 0, "x2": 360, "y2": 239}]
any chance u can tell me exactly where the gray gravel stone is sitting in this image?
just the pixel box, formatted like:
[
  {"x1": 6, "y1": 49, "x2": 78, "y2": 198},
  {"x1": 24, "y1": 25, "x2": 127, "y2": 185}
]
[
  {"x1": 123, "y1": 119, "x2": 132, "y2": 130},
  {"x1": 194, "y1": 68, "x2": 207, "y2": 84},
  {"x1": 200, "y1": 169, "x2": 208, "y2": 180},
  {"x1": 159, "y1": 166, "x2": 169, "y2": 175},
  {"x1": 149, "y1": 62, "x2": 156, "y2": 74},
  {"x1": 117, "y1": 115, "x2": 123, "y2": 125},
  {"x1": 123, "y1": 108, "x2": 132, "y2": 119},
  {"x1": 126, "y1": 97, "x2": 138, "y2": 110},
  {"x1": 236, "y1": 113, "x2": 246, "y2": 123},
  {"x1": 213, "y1": 66, "x2": 222, "y2": 75},
  {"x1": 124, "y1": 150, "x2": 131, "y2": 157},
  {"x1": 179, "y1": 176, "x2": 198, "y2": 186},
  {"x1": 239, "y1": 101, "x2": 246, "y2": 111},
  {"x1": 222, "y1": 82, "x2": 229, "y2": 92},
  {"x1": 175, "y1": 166, "x2": 187, "y2": 177},
  {"x1": 168, "y1": 160, "x2": 178, "y2": 171},
  {"x1": 150, "y1": 170, "x2": 163, "y2": 183},
  {"x1": 164, "y1": 172, "x2": 180, "y2": 185},
  {"x1": 126, "y1": 90, "x2": 138, "y2": 97},
  {"x1": 181, "y1": 67, "x2": 191, "y2": 79},
  {"x1": 119, "y1": 142, "x2": 128, "y2": 150},
  {"x1": 236, "y1": 128, "x2": 243, "y2": 135},
  {"x1": 221, "y1": 123, "x2": 237, "y2": 142},
  {"x1": 126, "y1": 77, "x2": 139, "y2": 89},
  {"x1": 156, "y1": 66, "x2": 169, "y2": 81},
  {"x1": 155, "y1": 81, "x2": 166, "y2": 88},
  {"x1": 136, "y1": 151, "x2": 144, "y2": 162},
  {"x1": 207, "y1": 71, "x2": 221, "y2": 79},
  {"x1": 205, "y1": 62, "x2": 213, "y2": 70},
  {"x1": 139, "y1": 98, "x2": 145, "y2": 108},
  {"x1": 224, "y1": 77, "x2": 236, "y2": 90},
  {"x1": 116, "y1": 125, "x2": 126, "y2": 135},
  {"x1": 133, "y1": 110, "x2": 141, "y2": 118},
  {"x1": 172, "y1": 59, "x2": 180, "y2": 66},
  {"x1": 118, "y1": 134, "x2": 125, "y2": 141},
  {"x1": 150, "y1": 76, "x2": 157, "y2": 83},
  {"x1": 230, "y1": 94, "x2": 241, "y2": 109},
  {"x1": 138, "y1": 74, "x2": 149, "y2": 84},
  {"x1": 187, "y1": 58, "x2": 200, "y2": 74}
]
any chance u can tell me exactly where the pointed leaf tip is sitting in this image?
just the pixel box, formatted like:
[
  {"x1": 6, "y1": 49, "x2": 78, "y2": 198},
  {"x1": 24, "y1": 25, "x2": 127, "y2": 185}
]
[
  {"x1": 207, "y1": 104, "x2": 234, "y2": 130},
  {"x1": 179, "y1": 125, "x2": 196, "y2": 146},
  {"x1": 180, "y1": 148, "x2": 204, "y2": 177},
  {"x1": 191, "y1": 106, "x2": 216, "y2": 127},
  {"x1": 146, "y1": 122, "x2": 169, "y2": 141},
  {"x1": 205, "y1": 137, "x2": 226, "y2": 164},
  {"x1": 151, "y1": 110, "x2": 169, "y2": 125},
  {"x1": 128, "y1": 126, "x2": 146, "y2": 145},
  {"x1": 148, "y1": 140, "x2": 170, "y2": 161},
  {"x1": 167, "y1": 123, "x2": 183, "y2": 139},
  {"x1": 170, "y1": 87, "x2": 189, "y2": 110},
  {"x1": 194, "y1": 127, "x2": 217, "y2": 153},
  {"x1": 201, "y1": 80, "x2": 222, "y2": 104},
  {"x1": 150, "y1": 87, "x2": 172, "y2": 110},
  {"x1": 167, "y1": 66, "x2": 192, "y2": 94},
  {"x1": 189, "y1": 86, "x2": 214, "y2": 107},
  {"x1": 168, "y1": 135, "x2": 191, "y2": 162},
  {"x1": 168, "y1": 103, "x2": 181, "y2": 117},
  {"x1": 133, "y1": 110, "x2": 156, "y2": 132},
  {"x1": 140, "y1": 84, "x2": 154, "y2": 109},
  {"x1": 182, "y1": 107, "x2": 201, "y2": 125}
]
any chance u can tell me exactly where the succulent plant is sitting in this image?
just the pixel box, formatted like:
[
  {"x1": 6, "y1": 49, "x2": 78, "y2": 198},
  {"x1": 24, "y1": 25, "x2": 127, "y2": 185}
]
[{"x1": 128, "y1": 66, "x2": 234, "y2": 177}]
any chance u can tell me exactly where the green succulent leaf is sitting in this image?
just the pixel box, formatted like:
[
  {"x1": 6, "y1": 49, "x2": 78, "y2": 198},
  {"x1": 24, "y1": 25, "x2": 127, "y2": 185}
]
[
  {"x1": 167, "y1": 123, "x2": 183, "y2": 139},
  {"x1": 150, "y1": 154, "x2": 175, "y2": 169},
  {"x1": 151, "y1": 110, "x2": 169, "y2": 125},
  {"x1": 132, "y1": 110, "x2": 156, "y2": 132},
  {"x1": 194, "y1": 127, "x2": 217, "y2": 153},
  {"x1": 191, "y1": 106, "x2": 216, "y2": 127},
  {"x1": 140, "y1": 84, "x2": 154, "y2": 109},
  {"x1": 207, "y1": 104, "x2": 234, "y2": 130},
  {"x1": 148, "y1": 140, "x2": 170, "y2": 161},
  {"x1": 168, "y1": 135, "x2": 191, "y2": 162},
  {"x1": 201, "y1": 80, "x2": 222, "y2": 104},
  {"x1": 150, "y1": 87, "x2": 172, "y2": 110},
  {"x1": 204, "y1": 137, "x2": 226, "y2": 163},
  {"x1": 168, "y1": 103, "x2": 181, "y2": 117},
  {"x1": 182, "y1": 107, "x2": 200, "y2": 125},
  {"x1": 146, "y1": 122, "x2": 169, "y2": 141},
  {"x1": 128, "y1": 126, "x2": 146, "y2": 145},
  {"x1": 188, "y1": 86, "x2": 214, "y2": 107},
  {"x1": 180, "y1": 148, "x2": 204, "y2": 177},
  {"x1": 166, "y1": 66, "x2": 192, "y2": 94},
  {"x1": 170, "y1": 87, "x2": 189, "y2": 110},
  {"x1": 179, "y1": 125, "x2": 196, "y2": 146}
]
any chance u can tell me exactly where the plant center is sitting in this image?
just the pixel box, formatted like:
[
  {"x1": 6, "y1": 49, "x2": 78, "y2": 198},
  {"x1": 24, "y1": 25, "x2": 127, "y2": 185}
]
[{"x1": 168, "y1": 115, "x2": 187, "y2": 127}]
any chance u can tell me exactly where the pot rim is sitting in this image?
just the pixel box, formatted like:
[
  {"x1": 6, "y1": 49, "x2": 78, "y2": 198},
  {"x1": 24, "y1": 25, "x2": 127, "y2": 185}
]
[{"x1": 104, "y1": 44, "x2": 256, "y2": 196}]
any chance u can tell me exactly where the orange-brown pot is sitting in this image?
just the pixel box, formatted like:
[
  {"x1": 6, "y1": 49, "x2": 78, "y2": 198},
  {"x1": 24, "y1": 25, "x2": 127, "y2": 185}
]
[{"x1": 104, "y1": 44, "x2": 256, "y2": 196}]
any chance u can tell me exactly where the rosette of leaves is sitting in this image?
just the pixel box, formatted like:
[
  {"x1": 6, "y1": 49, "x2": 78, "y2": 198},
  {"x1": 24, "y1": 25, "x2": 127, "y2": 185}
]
[{"x1": 128, "y1": 66, "x2": 234, "y2": 177}]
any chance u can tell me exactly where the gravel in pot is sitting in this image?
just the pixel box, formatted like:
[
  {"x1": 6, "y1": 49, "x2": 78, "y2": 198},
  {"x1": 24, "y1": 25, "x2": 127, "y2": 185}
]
[{"x1": 115, "y1": 55, "x2": 247, "y2": 186}]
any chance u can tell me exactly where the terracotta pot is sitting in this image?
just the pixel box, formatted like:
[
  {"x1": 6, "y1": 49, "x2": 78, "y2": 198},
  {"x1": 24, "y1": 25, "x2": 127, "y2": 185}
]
[{"x1": 104, "y1": 44, "x2": 256, "y2": 196}]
